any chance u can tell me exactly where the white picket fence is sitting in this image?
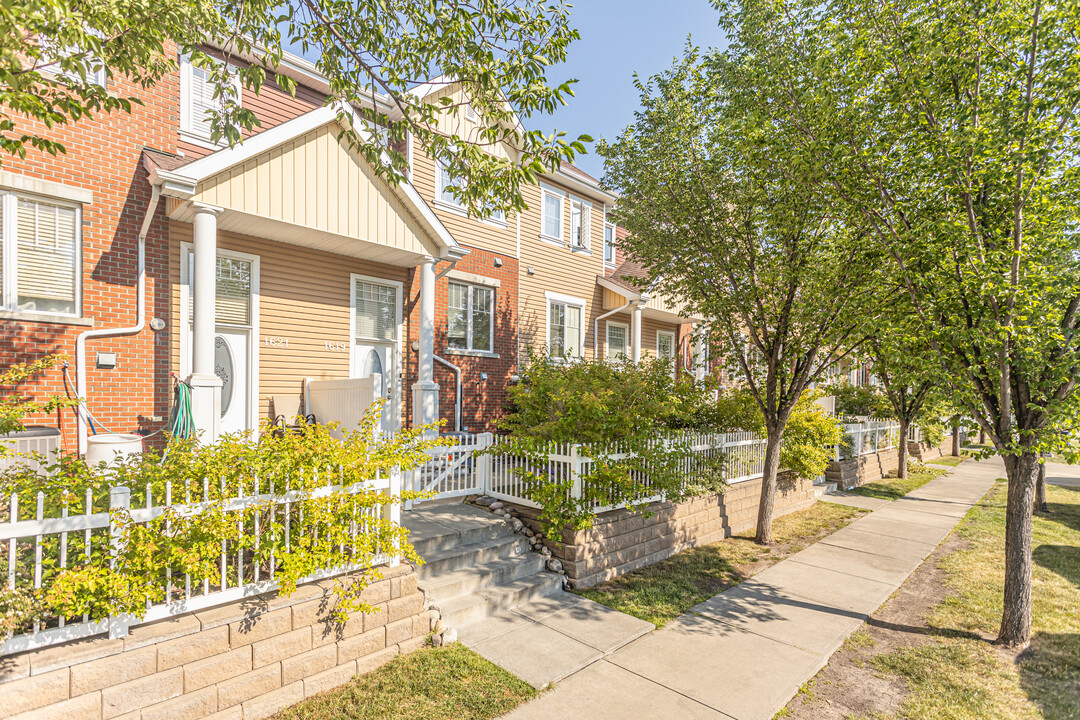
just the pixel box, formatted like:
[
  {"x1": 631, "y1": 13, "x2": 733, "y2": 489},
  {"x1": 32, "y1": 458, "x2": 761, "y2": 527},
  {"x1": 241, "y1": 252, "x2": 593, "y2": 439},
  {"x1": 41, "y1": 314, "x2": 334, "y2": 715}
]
[
  {"x1": 0, "y1": 470, "x2": 399, "y2": 655},
  {"x1": 836, "y1": 420, "x2": 902, "y2": 460},
  {"x1": 407, "y1": 432, "x2": 493, "y2": 508}
]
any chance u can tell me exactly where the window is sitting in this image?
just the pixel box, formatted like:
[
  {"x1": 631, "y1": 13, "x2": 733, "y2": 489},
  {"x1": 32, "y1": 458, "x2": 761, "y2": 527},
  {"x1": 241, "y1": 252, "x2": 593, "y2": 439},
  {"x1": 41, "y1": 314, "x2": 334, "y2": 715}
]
[
  {"x1": 465, "y1": 104, "x2": 478, "y2": 122},
  {"x1": 541, "y1": 188, "x2": 563, "y2": 241},
  {"x1": 40, "y1": 35, "x2": 107, "y2": 88},
  {"x1": 569, "y1": 197, "x2": 591, "y2": 251},
  {"x1": 448, "y1": 281, "x2": 494, "y2": 352},
  {"x1": 186, "y1": 254, "x2": 252, "y2": 326},
  {"x1": 354, "y1": 280, "x2": 398, "y2": 341},
  {"x1": 547, "y1": 295, "x2": 584, "y2": 359},
  {"x1": 438, "y1": 163, "x2": 463, "y2": 207},
  {"x1": 604, "y1": 223, "x2": 616, "y2": 265},
  {"x1": 606, "y1": 322, "x2": 628, "y2": 359},
  {"x1": 1, "y1": 193, "x2": 80, "y2": 316},
  {"x1": 181, "y1": 55, "x2": 240, "y2": 143},
  {"x1": 657, "y1": 330, "x2": 676, "y2": 363}
]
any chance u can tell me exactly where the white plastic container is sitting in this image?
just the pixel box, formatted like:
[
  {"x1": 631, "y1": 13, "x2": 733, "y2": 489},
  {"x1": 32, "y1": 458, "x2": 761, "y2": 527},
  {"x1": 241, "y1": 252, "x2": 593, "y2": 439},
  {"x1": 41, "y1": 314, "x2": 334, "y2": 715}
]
[{"x1": 86, "y1": 434, "x2": 143, "y2": 466}]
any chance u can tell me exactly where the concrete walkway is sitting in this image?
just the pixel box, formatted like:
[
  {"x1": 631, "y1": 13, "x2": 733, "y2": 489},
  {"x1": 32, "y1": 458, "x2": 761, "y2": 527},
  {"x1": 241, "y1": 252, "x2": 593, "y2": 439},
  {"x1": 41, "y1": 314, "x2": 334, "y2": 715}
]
[{"x1": 500, "y1": 457, "x2": 1004, "y2": 720}]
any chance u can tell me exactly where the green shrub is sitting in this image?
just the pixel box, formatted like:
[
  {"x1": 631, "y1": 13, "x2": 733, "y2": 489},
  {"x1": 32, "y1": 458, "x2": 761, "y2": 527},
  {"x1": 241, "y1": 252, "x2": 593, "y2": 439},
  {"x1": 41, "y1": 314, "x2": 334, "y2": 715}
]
[
  {"x1": 0, "y1": 355, "x2": 78, "y2": 456},
  {"x1": 831, "y1": 381, "x2": 892, "y2": 419}
]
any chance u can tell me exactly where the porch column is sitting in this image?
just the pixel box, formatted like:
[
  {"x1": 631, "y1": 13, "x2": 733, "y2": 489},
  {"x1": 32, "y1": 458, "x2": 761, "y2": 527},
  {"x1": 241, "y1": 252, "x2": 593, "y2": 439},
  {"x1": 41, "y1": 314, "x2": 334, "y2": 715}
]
[
  {"x1": 694, "y1": 323, "x2": 709, "y2": 381},
  {"x1": 412, "y1": 256, "x2": 440, "y2": 432},
  {"x1": 189, "y1": 202, "x2": 223, "y2": 444},
  {"x1": 631, "y1": 302, "x2": 643, "y2": 363}
]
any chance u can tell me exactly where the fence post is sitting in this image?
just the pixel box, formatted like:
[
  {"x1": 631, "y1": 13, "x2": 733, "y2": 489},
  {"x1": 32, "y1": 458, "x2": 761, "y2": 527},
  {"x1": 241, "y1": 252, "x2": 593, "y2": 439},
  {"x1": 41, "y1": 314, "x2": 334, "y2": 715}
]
[
  {"x1": 389, "y1": 468, "x2": 402, "y2": 567},
  {"x1": 108, "y1": 486, "x2": 131, "y2": 639},
  {"x1": 478, "y1": 433, "x2": 493, "y2": 495},
  {"x1": 569, "y1": 444, "x2": 583, "y2": 502}
]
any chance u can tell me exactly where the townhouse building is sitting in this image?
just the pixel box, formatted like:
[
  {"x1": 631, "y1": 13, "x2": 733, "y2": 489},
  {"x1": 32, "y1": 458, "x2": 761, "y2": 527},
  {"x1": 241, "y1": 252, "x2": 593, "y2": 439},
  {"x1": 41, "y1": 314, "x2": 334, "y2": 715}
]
[{"x1": 0, "y1": 44, "x2": 706, "y2": 454}]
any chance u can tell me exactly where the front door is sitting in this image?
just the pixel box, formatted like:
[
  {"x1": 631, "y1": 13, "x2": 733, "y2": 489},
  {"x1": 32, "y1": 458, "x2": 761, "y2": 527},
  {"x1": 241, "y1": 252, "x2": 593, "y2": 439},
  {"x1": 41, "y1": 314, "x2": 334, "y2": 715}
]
[
  {"x1": 352, "y1": 343, "x2": 395, "y2": 434},
  {"x1": 216, "y1": 329, "x2": 250, "y2": 435}
]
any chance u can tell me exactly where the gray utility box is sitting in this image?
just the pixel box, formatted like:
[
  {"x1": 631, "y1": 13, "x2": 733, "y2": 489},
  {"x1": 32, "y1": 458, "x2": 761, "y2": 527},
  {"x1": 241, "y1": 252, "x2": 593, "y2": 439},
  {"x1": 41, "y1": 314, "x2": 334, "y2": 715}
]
[{"x1": 0, "y1": 426, "x2": 61, "y2": 474}]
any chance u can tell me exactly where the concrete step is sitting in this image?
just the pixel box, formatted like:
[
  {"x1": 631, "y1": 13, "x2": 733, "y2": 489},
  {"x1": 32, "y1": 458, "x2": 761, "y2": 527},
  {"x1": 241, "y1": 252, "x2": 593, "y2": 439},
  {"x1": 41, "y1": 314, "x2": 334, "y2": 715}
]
[
  {"x1": 814, "y1": 481, "x2": 839, "y2": 497},
  {"x1": 422, "y1": 555, "x2": 549, "y2": 603},
  {"x1": 438, "y1": 572, "x2": 564, "y2": 629},
  {"x1": 408, "y1": 517, "x2": 515, "y2": 557},
  {"x1": 416, "y1": 534, "x2": 532, "y2": 580}
]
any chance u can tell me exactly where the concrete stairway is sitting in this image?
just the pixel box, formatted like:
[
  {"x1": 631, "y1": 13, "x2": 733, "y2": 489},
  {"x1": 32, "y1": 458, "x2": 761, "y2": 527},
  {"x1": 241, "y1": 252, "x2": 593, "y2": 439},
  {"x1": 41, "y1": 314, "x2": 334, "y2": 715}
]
[{"x1": 405, "y1": 503, "x2": 563, "y2": 629}]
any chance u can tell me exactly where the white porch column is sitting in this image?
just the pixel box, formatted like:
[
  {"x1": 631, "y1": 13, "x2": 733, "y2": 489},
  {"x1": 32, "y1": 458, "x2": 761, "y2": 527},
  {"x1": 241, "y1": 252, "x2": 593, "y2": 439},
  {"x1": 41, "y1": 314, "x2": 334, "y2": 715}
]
[
  {"x1": 694, "y1": 323, "x2": 709, "y2": 381},
  {"x1": 189, "y1": 202, "x2": 223, "y2": 444},
  {"x1": 412, "y1": 256, "x2": 439, "y2": 432},
  {"x1": 631, "y1": 302, "x2": 643, "y2": 364}
]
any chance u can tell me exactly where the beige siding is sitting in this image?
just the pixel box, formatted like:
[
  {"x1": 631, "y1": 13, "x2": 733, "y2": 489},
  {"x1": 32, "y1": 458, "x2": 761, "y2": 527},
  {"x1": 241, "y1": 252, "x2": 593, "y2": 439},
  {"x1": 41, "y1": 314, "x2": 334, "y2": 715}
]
[
  {"x1": 599, "y1": 313, "x2": 684, "y2": 361},
  {"x1": 193, "y1": 122, "x2": 437, "y2": 257},
  {"x1": 518, "y1": 181, "x2": 608, "y2": 360},
  {"x1": 170, "y1": 221, "x2": 410, "y2": 423}
]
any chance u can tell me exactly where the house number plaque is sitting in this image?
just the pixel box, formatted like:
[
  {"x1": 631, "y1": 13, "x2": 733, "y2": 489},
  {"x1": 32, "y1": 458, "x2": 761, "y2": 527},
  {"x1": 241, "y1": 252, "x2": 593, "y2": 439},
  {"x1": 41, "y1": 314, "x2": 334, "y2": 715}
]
[
  {"x1": 324, "y1": 340, "x2": 349, "y2": 352},
  {"x1": 264, "y1": 336, "x2": 290, "y2": 348}
]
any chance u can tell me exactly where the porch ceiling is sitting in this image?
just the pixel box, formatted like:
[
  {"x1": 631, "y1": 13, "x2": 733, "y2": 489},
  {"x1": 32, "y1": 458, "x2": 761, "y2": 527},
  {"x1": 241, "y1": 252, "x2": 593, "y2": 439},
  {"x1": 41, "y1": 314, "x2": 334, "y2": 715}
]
[{"x1": 597, "y1": 276, "x2": 704, "y2": 324}]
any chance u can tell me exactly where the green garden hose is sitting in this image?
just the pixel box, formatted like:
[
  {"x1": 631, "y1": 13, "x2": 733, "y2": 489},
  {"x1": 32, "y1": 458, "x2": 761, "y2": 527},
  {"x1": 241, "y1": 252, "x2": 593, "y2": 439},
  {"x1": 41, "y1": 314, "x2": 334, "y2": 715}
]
[{"x1": 169, "y1": 377, "x2": 195, "y2": 439}]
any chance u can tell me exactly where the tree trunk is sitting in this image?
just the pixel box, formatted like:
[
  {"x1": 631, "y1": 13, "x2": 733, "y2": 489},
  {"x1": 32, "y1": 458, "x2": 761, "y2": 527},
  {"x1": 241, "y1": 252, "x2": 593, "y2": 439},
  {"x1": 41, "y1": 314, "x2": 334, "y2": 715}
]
[
  {"x1": 897, "y1": 418, "x2": 910, "y2": 480},
  {"x1": 754, "y1": 430, "x2": 785, "y2": 545},
  {"x1": 952, "y1": 425, "x2": 960, "y2": 456},
  {"x1": 998, "y1": 451, "x2": 1038, "y2": 647},
  {"x1": 1035, "y1": 460, "x2": 1048, "y2": 513}
]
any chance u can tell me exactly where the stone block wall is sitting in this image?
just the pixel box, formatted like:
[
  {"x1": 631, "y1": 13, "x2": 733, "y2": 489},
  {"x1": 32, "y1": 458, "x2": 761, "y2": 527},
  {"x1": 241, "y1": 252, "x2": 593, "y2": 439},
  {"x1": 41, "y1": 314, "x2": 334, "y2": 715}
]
[
  {"x1": 826, "y1": 448, "x2": 900, "y2": 490},
  {"x1": 513, "y1": 473, "x2": 816, "y2": 589},
  {"x1": 0, "y1": 565, "x2": 430, "y2": 720},
  {"x1": 909, "y1": 436, "x2": 955, "y2": 462}
]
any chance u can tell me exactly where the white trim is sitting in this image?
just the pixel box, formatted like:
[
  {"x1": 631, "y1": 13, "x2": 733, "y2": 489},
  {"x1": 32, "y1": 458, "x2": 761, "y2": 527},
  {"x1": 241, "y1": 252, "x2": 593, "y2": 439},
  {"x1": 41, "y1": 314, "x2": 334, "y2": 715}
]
[
  {"x1": 179, "y1": 243, "x2": 260, "y2": 434},
  {"x1": 0, "y1": 172, "x2": 93, "y2": 204},
  {"x1": 540, "y1": 186, "x2": 564, "y2": 244},
  {"x1": 606, "y1": 320, "x2": 629, "y2": 359},
  {"x1": 544, "y1": 291, "x2": 587, "y2": 360},
  {"x1": 596, "y1": 275, "x2": 645, "y2": 302},
  {"x1": 544, "y1": 290, "x2": 587, "y2": 306},
  {"x1": 447, "y1": 279, "x2": 495, "y2": 353},
  {"x1": 444, "y1": 348, "x2": 499, "y2": 359},
  {"x1": 179, "y1": 54, "x2": 241, "y2": 145},
  {"x1": 657, "y1": 329, "x2": 676, "y2": 359},
  {"x1": 349, "y1": 273, "x2": 405, "y2": 432},
  {"x1": 446, "y1": 269, "x2": 500, "y2": 288},
  {"x1": 603, "y1": 221, "x2": 617, "y2": 268}
]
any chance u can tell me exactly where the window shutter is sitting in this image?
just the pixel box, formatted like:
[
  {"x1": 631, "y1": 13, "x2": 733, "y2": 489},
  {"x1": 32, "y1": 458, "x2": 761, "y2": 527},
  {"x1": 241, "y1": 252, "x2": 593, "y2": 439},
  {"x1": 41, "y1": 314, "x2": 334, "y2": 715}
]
[
  {"x1": 355, "y1": 281, "x2": 397, "y2": 340},
  {"x1": 16, "y1": 198, "x2": 77, "y2": 314}
]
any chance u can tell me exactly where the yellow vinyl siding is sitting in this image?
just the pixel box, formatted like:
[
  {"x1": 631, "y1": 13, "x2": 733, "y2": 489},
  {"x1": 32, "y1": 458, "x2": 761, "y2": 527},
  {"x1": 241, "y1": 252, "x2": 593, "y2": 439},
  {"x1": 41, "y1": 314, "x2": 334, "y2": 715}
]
[
  {"x1": 600, "y1": 313, "x2": 684, "y2": 361},
  {"x1": 193, "y1": 122, "x2": 435, "y2": 258},
  {"x1": 170, "y1": 221, "x2": 409, "y2": 423}
]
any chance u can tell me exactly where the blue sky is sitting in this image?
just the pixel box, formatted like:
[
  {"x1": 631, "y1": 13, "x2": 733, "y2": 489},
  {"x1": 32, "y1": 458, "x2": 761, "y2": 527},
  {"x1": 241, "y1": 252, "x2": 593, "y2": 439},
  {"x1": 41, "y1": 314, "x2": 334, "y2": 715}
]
[{"x1": 541, "y1": 1, "x2": 730, "y2": 180}]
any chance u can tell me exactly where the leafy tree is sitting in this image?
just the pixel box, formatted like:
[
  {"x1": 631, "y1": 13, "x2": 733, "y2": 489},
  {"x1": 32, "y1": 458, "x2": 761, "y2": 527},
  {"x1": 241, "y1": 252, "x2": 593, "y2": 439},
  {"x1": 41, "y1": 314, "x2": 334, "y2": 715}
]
[
  {"x1": 831, "y1": 382, "x2": 891, "y2": 420},
  {"x1": 717, "y1": 0, "x2": 1080, "y2": 645},
  {"x1": 600, "y1": 47, "x2": 880, "y2": 544},
  {"x1": 2, "y1": 0, "x2": 588, "y2": 213}
]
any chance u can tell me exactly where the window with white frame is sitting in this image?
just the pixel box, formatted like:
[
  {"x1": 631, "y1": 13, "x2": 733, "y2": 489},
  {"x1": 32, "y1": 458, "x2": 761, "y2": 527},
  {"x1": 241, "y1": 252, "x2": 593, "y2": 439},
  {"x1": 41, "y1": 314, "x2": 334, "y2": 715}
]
[
  {"x1": 40, "y1": 34, "x2": 107, "y2": 88},
  {"x1": 0, "y1": 193, "x2": 80, "y2": 316},
  {"x1": 180, "y1": 55, "x2": 240, "y2": 143},
  {"x1": 541, "y1": 188, "x2": 564, "y2": 241},
  {"x1": 604, "y1": 222, "x2": 616, "y2": 265},
  {"x1": 657, "y1": 330, "x2": 676, "y2": 362},
  {"x1": 548, "y1": 296, "x2": 584, "y2": 359},
  {"x1": 439, "y1": 164, "x2": 506, "y2": 224},
  {"x1": 354, "y1": 280, "x2": 398, "y2": 341},
  {"x1": 606, "y1": 321, "x2": 628, "y2": 359},
  {"x1": 448, "y1": 281, "x2": 494, "y2": 352},
  {"x1": 569, "y1": 197, "x2": 591, "y2": 251}
]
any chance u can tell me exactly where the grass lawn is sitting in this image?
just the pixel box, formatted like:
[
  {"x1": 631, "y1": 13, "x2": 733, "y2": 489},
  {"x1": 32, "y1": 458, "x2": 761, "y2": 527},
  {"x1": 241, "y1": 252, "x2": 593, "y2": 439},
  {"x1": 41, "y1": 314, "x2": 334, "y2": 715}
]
[
  {"x1": 274, "y1": 644, "x2": 536, "y2": 720},
  {"x1": 575, "y1": 501, "x2": 865, "y2": 627},
  {"x1": 848, "y1": 465, "x2": 948, "y2": 501},
  {"x1": 928, "y1": 454, "x2": 967, "y2": 467},
  {"x1": 869, "y1": 480, "x2": 1080, "y2": 718}
]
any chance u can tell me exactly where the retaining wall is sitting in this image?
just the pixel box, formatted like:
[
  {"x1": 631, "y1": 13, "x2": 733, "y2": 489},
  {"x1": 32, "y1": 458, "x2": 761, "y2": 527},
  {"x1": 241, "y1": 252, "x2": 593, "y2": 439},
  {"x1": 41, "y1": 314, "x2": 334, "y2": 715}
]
[
  {"x1": 825, "y1": 448, "x2": 900, "y2": 490},
  {"x1": 0, "y1": 565, "x2": 430, "y2": 720},
  {"x1": 512, "y1": 473, "x2": 816, "y2": 589}
]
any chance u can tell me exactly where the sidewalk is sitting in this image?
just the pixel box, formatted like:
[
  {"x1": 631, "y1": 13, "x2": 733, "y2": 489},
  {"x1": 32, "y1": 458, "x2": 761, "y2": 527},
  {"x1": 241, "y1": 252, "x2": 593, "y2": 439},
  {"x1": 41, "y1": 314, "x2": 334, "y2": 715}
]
[{"x1": 500, "y1": 457, "x2": 1003, "y2": 720}]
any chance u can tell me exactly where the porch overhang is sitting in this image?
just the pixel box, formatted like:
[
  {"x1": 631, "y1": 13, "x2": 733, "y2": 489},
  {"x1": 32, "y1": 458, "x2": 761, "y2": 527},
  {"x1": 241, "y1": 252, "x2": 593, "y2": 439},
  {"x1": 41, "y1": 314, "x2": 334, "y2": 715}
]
[
  {"x1": 597, "y1": 276, "x2": 704, "y2": 324},
  {"x1": 148, "y1": 104, "x2": 465, "y2": 268}
]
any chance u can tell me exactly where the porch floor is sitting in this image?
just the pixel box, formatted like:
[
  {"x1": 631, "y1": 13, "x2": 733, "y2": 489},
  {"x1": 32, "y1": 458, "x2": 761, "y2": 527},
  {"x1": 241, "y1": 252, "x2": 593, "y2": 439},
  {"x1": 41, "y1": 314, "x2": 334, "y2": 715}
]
[{"x1": 402, "y1": 501, "x2": 508, "y2": 549}]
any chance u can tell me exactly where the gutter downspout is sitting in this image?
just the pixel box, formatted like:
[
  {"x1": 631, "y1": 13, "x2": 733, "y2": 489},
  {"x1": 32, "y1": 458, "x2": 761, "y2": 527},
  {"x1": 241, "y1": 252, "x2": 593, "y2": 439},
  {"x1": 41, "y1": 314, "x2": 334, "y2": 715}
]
[
  {"x1": 593, "y1": 298, "x2": 632, "y2": 358},
  {"x1": 76, "y1": 184, "x2": 159, "y2": 455},
  {"x1": 433, "y1": 354, "x2": 462, "y2": 432}
]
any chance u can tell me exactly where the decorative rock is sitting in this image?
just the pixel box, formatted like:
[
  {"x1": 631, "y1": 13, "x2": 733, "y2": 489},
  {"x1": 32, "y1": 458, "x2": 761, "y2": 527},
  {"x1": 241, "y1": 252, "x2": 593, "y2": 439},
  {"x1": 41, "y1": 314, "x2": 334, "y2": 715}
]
[
  {"x1": 475, "y1": 497, "x2": 493, "y2": 507},
  {"x1": 489, "y1": 501, "x2": 504, "y2": 511},
  {"x1": 432, "y1": 632, "x2": 444, "y2": 647},
  {"x1": 433, "y1": 619, "x2": 446, "y2": 635},
  {"x1": 501, "y1": 511, "x2": 512, "y2": 519},
  {"x1": 511, "y1": 518, "x2": 524, "y2": 532},
  {"x1": 546, "y1": 559, "x2": 563, "y2": 573},
  {"x1": 541, "y1": 547, "x2": 552, "y2": 558},
  {"x1": 525, "y1": 529, "x2": 534, "y2": 538},
  {"x1": 443, "y1": 628, "x2": 458, "y2": 645}
]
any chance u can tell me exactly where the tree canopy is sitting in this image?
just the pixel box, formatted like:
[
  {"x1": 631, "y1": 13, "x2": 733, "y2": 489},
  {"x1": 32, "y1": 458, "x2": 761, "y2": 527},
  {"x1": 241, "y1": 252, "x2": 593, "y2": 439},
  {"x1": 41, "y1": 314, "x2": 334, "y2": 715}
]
[{"x1": 2, "y1": 0, "x2": 589, "y2": 214}]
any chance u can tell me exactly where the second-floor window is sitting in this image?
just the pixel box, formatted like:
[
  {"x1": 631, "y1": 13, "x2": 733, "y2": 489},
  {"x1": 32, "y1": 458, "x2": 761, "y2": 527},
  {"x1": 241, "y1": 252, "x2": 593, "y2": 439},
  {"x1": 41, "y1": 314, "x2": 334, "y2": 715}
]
[
  {"x1": 548, "y1": 296, "x2": 583, "y2": 359},
  {"x1": 1, "y1": 193, "x2": 81, "y2": 316},
  {"x1": 604, "y1": 223, "x2": 616, "y2": 265},
  {"x1": 448, "y1": 281, "x2": 494, "y2": 352},
  {"x1": 181, "y1": 55, "x2": 240, "y2": 143},
  {"x1": 569, "y1": 197, "x2": 591, "y2": 251},
  {"x1": 438, "y1": 164, "x2": 463, "y2": 207},
  {"x1": 541, "y1": 188, "x2": 563, "y2": 242}
]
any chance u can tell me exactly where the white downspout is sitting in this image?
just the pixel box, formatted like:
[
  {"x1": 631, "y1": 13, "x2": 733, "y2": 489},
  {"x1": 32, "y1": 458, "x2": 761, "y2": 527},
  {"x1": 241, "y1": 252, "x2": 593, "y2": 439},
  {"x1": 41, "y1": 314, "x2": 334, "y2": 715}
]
[
  {"x1": 593, "y1": 299, "x2": 632, "y2": 358},
  {"x1": 433, "y1": 354, "x2": 462, "y2": 432},
  {"x1": 75, "y1": 184, "x2": 159, "y2": 455}
]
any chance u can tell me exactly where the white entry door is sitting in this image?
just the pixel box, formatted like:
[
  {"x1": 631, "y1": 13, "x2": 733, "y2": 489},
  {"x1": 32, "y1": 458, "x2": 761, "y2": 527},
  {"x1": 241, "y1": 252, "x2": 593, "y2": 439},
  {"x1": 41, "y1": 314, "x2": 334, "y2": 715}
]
[
  {"x1": 353, "y1": 343, "x2": 395, "y2": 434},
  {"x1": 216, "y1": 329, "x2": 250, "y2": 435}
]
